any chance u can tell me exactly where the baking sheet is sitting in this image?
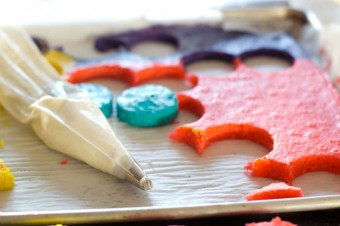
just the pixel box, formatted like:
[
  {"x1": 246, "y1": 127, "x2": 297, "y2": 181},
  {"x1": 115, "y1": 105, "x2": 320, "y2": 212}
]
[{"x1": 0, "y1": 7, "x2": 339, "y2": 225}]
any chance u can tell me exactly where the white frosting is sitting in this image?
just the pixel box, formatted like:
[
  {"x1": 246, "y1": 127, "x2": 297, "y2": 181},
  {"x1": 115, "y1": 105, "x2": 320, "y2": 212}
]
[{"x1": 0, "y1": 27, "x2": 151, "y2": 190}]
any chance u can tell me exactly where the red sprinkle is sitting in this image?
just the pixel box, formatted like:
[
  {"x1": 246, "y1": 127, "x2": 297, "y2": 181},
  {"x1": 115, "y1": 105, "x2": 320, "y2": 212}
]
[
  {"x1": 59, "y1": 160, "x2": 68, "y2": 165},
  {"x1": 171, "y1": 120, "x2": 179, "y2": 124}
]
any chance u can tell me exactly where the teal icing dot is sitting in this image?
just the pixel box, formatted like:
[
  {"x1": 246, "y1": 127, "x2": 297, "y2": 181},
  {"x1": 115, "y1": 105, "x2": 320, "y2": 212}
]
[
  {"x1": 77, "y1": 83, "x2": 113, "y2": 118},
  {"x1": 116, "y1": 84, "x2": 178, "y2": 127}
]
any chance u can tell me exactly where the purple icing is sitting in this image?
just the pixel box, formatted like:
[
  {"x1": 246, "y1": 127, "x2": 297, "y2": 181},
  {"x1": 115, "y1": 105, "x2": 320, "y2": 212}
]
[
  {"x1": 95, "y1": 25, "x2": 237, "y2": 52},
  {"x1": 32, "y1": 36, "x2": 50, "y2": 54},
  {"x1": 239, "y1": 49, "x2": 295, "y2": 65},
  {"x1": 181, "y1": 50, "x2": 234, "y2": 66},
  {"x1": 76, "y1": 24, "x2": 308, "y2": 68}
]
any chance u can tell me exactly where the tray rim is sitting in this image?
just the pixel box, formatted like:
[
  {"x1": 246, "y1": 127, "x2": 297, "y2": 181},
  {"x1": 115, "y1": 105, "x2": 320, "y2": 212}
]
[{"x1": 0, "y1": 195, "x2": 339, "y2": 225}]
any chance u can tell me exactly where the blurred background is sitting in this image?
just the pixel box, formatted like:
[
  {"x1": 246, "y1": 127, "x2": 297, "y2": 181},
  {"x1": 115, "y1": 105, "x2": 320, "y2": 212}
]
[{"x1": 0, "y1": 0, "x2": 339, "y2": 26}]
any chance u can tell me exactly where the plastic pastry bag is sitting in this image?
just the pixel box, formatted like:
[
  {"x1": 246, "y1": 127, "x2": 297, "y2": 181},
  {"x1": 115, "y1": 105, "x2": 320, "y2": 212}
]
[{"x1": 0, "y1": 27, "x2": 152, "y2": 190}]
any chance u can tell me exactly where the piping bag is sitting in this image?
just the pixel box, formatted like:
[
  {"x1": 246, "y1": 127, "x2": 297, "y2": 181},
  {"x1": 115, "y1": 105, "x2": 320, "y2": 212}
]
[{"x1": 0, "y1": 27, "x2": 152, "y2": 190}]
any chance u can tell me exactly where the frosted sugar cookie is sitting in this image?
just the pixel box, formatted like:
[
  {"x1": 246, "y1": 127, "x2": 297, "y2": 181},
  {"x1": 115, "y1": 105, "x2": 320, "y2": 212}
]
[{"x1": 116, "y1": 84, "x2": 178, "y2": 127}]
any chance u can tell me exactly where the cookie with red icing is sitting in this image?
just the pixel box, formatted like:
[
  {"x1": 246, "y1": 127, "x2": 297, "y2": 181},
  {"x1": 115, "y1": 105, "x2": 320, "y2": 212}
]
[
  {"x1": 169, "y1": 58, "x2": 340, "y2": 184},
  {"x1": 245, "y1": 182, "x2": 303, "y2": 201}
]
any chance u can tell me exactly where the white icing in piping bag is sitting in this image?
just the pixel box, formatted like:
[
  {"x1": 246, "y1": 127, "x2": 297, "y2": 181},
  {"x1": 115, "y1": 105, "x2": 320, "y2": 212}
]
[{"x1": 0, "y1": 27, "x2": 152, "y2": 190}]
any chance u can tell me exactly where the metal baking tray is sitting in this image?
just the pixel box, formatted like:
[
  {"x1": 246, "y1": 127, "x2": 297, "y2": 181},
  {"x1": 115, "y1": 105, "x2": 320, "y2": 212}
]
[{"x1": 0, "y1": 6, "x2": 339, "y2": 226}]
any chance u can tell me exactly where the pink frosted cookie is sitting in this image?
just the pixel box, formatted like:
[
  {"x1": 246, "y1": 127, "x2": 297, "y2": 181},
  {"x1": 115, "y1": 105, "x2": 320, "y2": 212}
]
[{"x1": 170, "y1": 59, "x2": 340, "y2": 184}]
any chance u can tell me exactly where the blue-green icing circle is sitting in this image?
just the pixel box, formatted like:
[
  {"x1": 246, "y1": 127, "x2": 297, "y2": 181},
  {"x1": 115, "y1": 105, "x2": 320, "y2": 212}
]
[
  {"x1": 116, "y1": 84, "x2": 178, "y2": 127},
  {"x1": 77, "y1": 83, "x2": 113, "y2": 118}
]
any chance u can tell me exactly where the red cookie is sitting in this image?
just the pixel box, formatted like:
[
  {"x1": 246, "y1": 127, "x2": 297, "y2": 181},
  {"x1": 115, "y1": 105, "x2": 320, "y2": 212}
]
[
  {"x1": 169, "y1": 59, "x2": 340, "y2": 184},
  {"x1": 68, "y1": 64, "x2": 186, "y2": 86},
  {"x1": 245, "y1": 217, "x2": 297, "y2": 226},
  {"x1": 245, "y1": 182, "x2": 303, "y2": 201}
]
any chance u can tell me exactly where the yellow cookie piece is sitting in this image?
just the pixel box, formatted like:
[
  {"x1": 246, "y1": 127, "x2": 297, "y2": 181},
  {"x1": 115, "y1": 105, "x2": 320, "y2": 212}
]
[
  {"x1": 0, "y1": 140, "x2": 4, "y2": 148},
  {"x1": 45, "y1": 49, "x2": 75, "y2": 75},
  {"x1": 0, "y1": 160, "x2": 14, "y2": 191},
  {"x1": 0, "y1": 104, "x2": 4, "y2": 116}
]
